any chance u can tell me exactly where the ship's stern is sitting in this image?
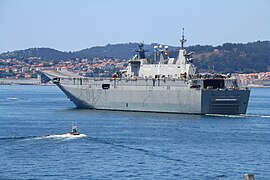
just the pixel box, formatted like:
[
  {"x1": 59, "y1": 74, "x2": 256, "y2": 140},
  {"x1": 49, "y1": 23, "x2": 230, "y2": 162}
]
[{"x1": 201, "y1": 88, "x2": 250, "y2": 115}]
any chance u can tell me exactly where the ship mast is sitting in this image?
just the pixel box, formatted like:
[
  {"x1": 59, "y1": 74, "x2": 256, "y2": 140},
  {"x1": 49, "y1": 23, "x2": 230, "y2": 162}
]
[{"x1": 180, "y1": 28, "x2": 187, "y2": 49}]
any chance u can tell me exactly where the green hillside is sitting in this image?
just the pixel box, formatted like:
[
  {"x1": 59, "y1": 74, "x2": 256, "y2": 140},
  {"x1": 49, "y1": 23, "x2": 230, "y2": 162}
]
[{"x1": 1, "y1": 41, "x2": 270, "y2": 73}]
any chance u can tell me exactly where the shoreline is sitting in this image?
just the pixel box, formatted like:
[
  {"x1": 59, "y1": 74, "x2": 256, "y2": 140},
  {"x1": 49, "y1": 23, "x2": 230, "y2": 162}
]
[
  {"x1": 0, "y1": 78, "x2": 43, "y2": 85},
  {"x1": 0, "y1": 83, "x2": 54, "y2": 86}
]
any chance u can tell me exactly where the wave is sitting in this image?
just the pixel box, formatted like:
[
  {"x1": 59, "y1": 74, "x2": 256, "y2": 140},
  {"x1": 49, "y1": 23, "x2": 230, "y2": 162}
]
[
  {"x1": 247, "y1": 114, "x2": 270, "y2": 118},
  {"x1": 0, "y1": 136, "x2": 36, "y2": 141},
  {"x1": 0, "y1": 134, "x2": 87, "y2": 141},
  {"x1": 206, "y1": 114, "x2": 270, "y2": 118},
  {"x1": 34, "y1": 134, "x2": 87, "y2": 140},
  {"x1": 91, "y1": 137, "x2": 186, "y2": 164},
  {"x1": 6, "y1": 97, "x2": 18, "y2": 100},
  {"x1": 206, "y1": 114, "x2": 246, "y2": 118},
  {"x1": 261, "y1": 115, "x2": 270, "y2": 118}
]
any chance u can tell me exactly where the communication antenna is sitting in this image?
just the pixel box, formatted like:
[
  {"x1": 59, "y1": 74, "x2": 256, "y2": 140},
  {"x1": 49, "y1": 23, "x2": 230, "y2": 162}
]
[{"x1": 180, "y1": 28, "x2": 187, "y2": 49}]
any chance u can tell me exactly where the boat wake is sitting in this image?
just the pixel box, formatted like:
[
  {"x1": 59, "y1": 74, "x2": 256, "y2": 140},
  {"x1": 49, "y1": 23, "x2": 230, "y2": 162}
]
[
  {"x1": 0, "y1": 134, "x2": 87, "y2": 142},
  {"x1": 6, "y1": 97, "x2": 18, "y2": 100},
  {"x1": 247, "y1": 114, "x2": 270, "y2": 118},
  {"x1": 90, "y1": 137, "x2": 186, "y2": 164},
  {"x1": 206, "y1": 114, "x2": 270, "y2": 118},
  {"x1": 206, "y1": 114, "x2": 246, "y2": 118},
  {"x1": 34, "y1": 134, "x2": 87, "y2": 140}
]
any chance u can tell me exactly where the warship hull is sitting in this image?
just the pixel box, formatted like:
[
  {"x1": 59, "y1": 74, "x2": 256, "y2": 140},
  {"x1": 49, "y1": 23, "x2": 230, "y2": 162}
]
[
  {"x1": 43, "y1": 34, "x2": 250, "y2": 115},
  {"x1": 54, "y1": 77, "x2": 250, "y2": 115}
]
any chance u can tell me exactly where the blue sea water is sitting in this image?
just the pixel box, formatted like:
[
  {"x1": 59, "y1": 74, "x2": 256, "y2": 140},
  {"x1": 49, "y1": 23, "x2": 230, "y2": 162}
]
[{"x1": 0, "y1": 85, "x2": 269, "y2": 180}]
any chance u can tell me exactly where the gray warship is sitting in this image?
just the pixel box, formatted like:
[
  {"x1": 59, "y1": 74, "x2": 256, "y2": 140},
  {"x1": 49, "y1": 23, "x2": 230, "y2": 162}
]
[{"x1": 43, "y1": 32, "x2": 250, "y2": 115}]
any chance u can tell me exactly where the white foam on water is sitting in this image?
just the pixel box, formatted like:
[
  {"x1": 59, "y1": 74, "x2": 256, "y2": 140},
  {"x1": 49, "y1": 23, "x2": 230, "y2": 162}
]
[
  {"x1": 206, "y1": 114, "x2": 246, "y2": 118},
  {"x1": 34, "y1": 133, "x2": 87, "y2": 140},
  {"x1": 206, "y1": 114, "x2": 270, "y2": 118},
  {"x1": 7, "y1": 97, "x2": 18, "y2": 100},
  {"x1": 247, "y1": 114, "x2": 270, "y2": 118},
  {"x1": 261, "y1": 115, "x2": 270, "y2": 118}
]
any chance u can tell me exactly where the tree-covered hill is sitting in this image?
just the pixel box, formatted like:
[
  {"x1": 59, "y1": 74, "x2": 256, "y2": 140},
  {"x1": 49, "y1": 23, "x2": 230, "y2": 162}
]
[
  {"x1": 1, "y1": 41, "x2": 270, "y2": 73},
  {"x1": 0, "y1": 43, "x2": 155, "y2": 61},
  {"x1": 191, "y1": 41, "x2": 270, "y2": 73},
  {"x1": 0, "y1": 48, "x2": 72, "y2": 61},
  {"x1": 74, "y1": 43, "x2": 140, "y2": 59}
]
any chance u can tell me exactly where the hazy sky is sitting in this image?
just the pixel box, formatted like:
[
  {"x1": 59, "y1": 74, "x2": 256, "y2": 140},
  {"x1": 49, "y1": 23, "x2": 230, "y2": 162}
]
[{"x1": 1, "y1": 0, "x2": 270, "y2": 53}]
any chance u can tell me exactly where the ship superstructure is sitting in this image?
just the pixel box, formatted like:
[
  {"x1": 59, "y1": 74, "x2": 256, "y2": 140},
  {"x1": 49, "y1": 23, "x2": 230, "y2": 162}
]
[{"x1": 43, "y1": 30, "x2": 250, "y2": 114}]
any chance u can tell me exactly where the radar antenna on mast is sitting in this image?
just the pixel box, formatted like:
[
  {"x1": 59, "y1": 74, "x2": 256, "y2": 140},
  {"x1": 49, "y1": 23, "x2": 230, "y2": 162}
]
[
  {"x1": 180, "y1": 28, "x2": 187, "y2": 49},
  {"x1": 135, "y1": 42, "x2": 147, "y2": 59}
]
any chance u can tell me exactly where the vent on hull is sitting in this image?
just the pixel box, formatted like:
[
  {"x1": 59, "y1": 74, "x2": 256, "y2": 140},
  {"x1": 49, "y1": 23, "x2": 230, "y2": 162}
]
[{"x1": 209, "y1": 96, "x2": 240, "y2": 114}]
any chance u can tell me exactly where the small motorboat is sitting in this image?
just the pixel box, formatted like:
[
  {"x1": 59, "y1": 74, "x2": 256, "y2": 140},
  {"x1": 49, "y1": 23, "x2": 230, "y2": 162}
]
[{"x1": 65, "y1": 122, "x2": 80, "y2": 135}]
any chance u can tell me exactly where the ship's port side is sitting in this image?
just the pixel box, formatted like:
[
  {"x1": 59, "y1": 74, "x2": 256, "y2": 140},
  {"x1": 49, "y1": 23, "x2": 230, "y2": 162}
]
[
  {"x1": 55, "y1": 78, "x2": 203, "y2": 114},
  {"x1": 52, "y1": 77, "x2": 250, "y2": 115}
]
